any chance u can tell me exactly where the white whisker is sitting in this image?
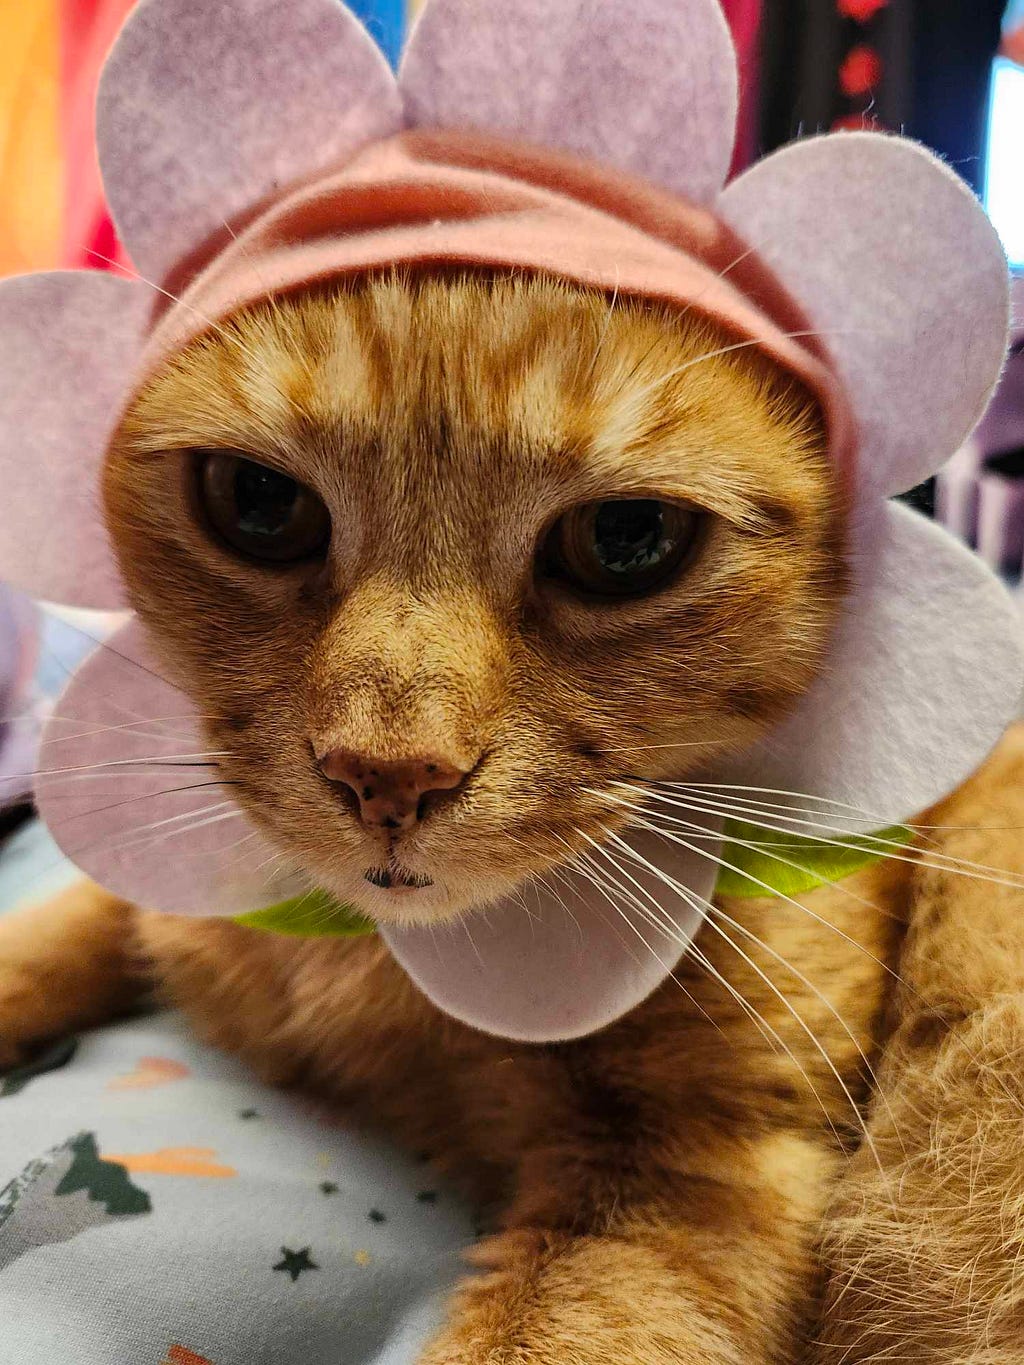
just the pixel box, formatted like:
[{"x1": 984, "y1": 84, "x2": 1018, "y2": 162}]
[
  {"x1": 626, "y1": 783, "x2": 1024, "y2": 892},
  {"x1": 600, "y1": 827, "x2": 887, "y2": 1172}
]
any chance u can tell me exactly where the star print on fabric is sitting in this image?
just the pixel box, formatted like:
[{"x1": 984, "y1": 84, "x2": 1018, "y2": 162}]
[
  {"x1": 368, "y1": 1208, "x2": 387, "y2": 1223},
  {"x1": 416, "y1": 1190, "x2": 438, "y2": 1204},
  {"x1": 319, "y1": 1182, "x2": 339, "y2": 1196},
  {"x1": 273, "y1": 1246, "x2": 319, "y2": 1282},
  {"x1": 237, "y1": 1108, "x2": 259, "y2": 1120}
]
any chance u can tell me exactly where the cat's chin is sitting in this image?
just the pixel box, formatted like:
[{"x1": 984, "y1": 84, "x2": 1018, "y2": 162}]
[
  {"x1": 314, "y1": 862, "x2": 529, "y2": 929},
  {"x1": 357, "y1": 881, "x2": 456, "y2": 926}
]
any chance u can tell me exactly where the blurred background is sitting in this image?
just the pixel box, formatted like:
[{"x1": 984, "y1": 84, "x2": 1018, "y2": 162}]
[
  {"x1": 3, "y1": 0, "x2": 1021, "y2": 275},
  {"x1": 0, "y1": 0, "x2": 1023, "y2": 842}
]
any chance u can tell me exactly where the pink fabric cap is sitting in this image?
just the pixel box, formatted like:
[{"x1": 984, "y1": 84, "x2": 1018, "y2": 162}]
[{"x1": 134, "y1": 131, "x2": 855, "y2": 493}]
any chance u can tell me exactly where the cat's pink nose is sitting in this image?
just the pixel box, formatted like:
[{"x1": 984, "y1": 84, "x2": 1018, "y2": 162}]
[{"x1": 318, "y1": 748, "x2": 469, "y2": 832}]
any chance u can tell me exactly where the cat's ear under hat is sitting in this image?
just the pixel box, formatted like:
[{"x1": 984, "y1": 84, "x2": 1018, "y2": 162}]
[{"x1": 400, "y1": 0, "x2": 739, "y2": 205}]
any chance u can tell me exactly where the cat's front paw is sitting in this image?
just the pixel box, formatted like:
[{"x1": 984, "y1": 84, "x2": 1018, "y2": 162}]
[
  {"x1": 0, "y1": 953, "x2": 56, "y2": 1069},
  {"x1": 417, "y1": 1230, "x2": 751, "y2": 1365},
  {"x1": 0, "y1": 884, "x2": 139, "y2": 1069}
]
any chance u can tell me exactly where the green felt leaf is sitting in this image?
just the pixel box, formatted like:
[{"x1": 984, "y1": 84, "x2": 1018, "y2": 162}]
[
  {"x1": 714, "y1": 820, "x2": 913, "y2": 899},
  {"x1": 234, "y1": 889, "x2": 374, "y2": 938}
]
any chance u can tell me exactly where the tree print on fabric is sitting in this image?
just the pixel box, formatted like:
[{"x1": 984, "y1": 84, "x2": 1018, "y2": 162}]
[{"x1": 0, "y1": 1131, "x2": 151, "y2": 1272}]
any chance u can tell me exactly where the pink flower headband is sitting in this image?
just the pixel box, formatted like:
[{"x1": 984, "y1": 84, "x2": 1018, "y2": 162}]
[{"x1": 0, "y1": 0, "x2": 1020, "y2": 1041}]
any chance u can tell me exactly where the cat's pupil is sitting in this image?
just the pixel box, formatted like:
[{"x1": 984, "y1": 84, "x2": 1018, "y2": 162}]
[
  {"x1": 234, "y1": 464, "x2": 299, "y2": 538},
  {"x1": 195, "y1": 449, "x2": 331, "y2": 564},
  {"x1": 593, "y1": 500, "x2": 668, "y2": 575}
]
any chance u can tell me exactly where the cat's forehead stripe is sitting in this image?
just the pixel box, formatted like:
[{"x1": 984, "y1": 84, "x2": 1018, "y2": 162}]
[{"x1": 133, "y1": 277, "x2": 827, "y2": 540}]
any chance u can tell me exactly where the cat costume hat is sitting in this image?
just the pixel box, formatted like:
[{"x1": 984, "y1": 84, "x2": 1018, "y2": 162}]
[{"x1": 0, "y1": 0, "x2": 1020, "y2": 1042}]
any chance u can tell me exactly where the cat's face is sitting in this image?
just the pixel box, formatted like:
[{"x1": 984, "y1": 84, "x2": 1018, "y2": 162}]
[{"x1": 104, "y1": 276, "x2": 843, "y2": 924}]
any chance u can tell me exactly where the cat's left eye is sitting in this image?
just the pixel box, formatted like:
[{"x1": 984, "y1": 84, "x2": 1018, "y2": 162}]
[
  {"x1": 542, "y1": 498, "x2": 703, "y2": 598},
  {"x1": 194, "y1": 450, "x2": 331, "y2": 564}
]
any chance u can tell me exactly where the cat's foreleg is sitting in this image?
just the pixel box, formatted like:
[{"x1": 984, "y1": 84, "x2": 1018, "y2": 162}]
[
  {"x1": 0, "y1": 881, "x2": 144, "y2": 1066},
  {"x1": 811, "y1": 725, "x2": 1024, "y2": 1362},
  {"x1": 420, "y1": 1126, "x2": 836, "y2": 1365}
]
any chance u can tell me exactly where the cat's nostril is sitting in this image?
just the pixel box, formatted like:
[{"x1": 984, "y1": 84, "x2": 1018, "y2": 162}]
[{"x1": 317, "y1": 748, "x2": 470, "y2": 832}]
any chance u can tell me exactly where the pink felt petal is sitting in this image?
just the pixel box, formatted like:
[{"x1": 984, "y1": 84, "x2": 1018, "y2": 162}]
[
  {"x1": 0, "y1": 587, "x2": 38, "y2": 706},
  {"x1": 0, "y1": 600, "x2": 20, "y2": 714},
  {"x1": 381, "y1": 817, "x2": 722, "y2": 1042},
  {"x1": 401, "y1": 0, "x2": 737, "y2": 205},
  {"x1": 0, "y1": 271, "x2": 151, "y2": 609},
  {"x1": 723, "y1": 501, "x2": 1024, "y2": 832},
  {"x1": 718, "y1": 134, "x2": 1010, "y2": 501},
  {"x1": 35, "y1": 619, "x2": 302, "y2": 915},
  {"x1": 98, "y1": 0, "x2": 402, "y2": 285},
  {"x1": 1012, "y1": 274, "x2": 1024, "y2": 346},
  {"x1": 0, "y1": 725, "x2": 40, "y2": 809},
  {"x1": 0, "y1": 587, "x2": 39, "y2": 807}
]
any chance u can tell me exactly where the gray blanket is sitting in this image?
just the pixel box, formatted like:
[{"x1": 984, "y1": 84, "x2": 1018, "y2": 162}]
[{"x1": 0, "y1": 822, "x2": 471, "y2": 1365}]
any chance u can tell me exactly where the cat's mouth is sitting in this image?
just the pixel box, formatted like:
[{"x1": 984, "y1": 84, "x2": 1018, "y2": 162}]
[{"x1": 364, "y1": 864, "x2": 434, "y2": 892}]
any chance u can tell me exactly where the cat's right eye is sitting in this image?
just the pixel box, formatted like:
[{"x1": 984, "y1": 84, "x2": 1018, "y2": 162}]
[{"x1": 193, "y1": 450, "x2": 331, "y2": 564}]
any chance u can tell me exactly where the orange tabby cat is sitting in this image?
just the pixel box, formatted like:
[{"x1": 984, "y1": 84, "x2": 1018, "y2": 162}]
[{"x1": 2, "y1": 275, "x2": 1023, "y2": 1362}]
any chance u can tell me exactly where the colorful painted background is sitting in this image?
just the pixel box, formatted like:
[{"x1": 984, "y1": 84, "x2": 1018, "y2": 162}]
[
  {"x1": 0, "y1": 0, "x2": 762, "y2": 281},
  {"x1": 0, "y1": 0, "x2": 407, "y2": 278}
]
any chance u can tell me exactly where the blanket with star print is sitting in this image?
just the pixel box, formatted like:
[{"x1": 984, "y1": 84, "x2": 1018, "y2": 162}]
[{"x1": 0, "y1": 823, "x2": 473, "y2": 1365}]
